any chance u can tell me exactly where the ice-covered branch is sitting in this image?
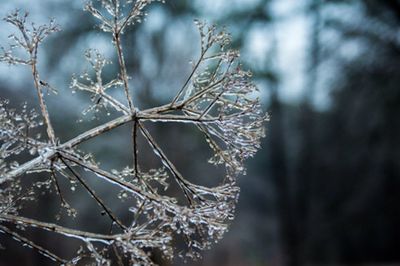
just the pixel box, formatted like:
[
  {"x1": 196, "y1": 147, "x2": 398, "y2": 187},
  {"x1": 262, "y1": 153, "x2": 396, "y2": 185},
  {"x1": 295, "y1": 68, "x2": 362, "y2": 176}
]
[
  {"x1": 1, "y1": 11, "x2": 60, "y2": 144},
  {"x1": 0, "y1": 2, "x2": 267, "y2": 264},
  {"x1": 0, "y1": 225, "x2": 68, "y2": 264}
]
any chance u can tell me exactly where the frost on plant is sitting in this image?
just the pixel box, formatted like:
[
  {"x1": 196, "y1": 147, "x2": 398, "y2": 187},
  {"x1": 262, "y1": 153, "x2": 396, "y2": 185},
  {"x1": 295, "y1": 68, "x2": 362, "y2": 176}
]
[{"x1": 0, "y1": 0, "x2": 268, "y2": 265}]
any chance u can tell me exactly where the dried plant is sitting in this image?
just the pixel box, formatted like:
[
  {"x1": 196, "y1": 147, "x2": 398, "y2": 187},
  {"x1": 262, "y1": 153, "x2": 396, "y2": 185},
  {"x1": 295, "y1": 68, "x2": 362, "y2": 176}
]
[{"x1": 0, "y1": 0, "x2": 268, "y2": 265}]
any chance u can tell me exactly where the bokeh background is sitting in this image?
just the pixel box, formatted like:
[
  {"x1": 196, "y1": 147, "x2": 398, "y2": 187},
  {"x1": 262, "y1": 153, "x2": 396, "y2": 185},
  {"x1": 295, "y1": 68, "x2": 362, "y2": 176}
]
[{"x1": 1, "y1": 0, "x2": 400, "y2": 265}]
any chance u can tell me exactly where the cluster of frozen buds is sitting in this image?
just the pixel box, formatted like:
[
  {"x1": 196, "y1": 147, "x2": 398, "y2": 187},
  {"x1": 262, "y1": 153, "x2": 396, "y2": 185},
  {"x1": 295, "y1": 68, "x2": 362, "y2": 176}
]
[
  {"x1": 0, "y1": 100, "x2": 45, "y2": 177},
  {"x1": 0, "y1": 0, "x2": 268, "y2": 265},
  {"x1": 85, "y1": 0, "x2": 166, "y2": 34}
]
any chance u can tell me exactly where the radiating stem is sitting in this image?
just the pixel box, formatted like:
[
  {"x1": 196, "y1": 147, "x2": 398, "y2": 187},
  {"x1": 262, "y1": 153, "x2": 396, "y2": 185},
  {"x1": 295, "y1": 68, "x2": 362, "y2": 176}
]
[
  {"x1": 59, "y1": 151, "x2": 161, "y2": 204},
  {"x1": 114, "y1": 32, "x2": 134, "y2": 112},
  {"x1": 3, "y1": 114, "x2": 133, "y2": 181},
  {"x1": 138, "y1": 122, "x2": 196, "y2": 206},
  {"x1": 31, "y1": 59, "x2": 56, "y2": 144},
  {"x1": 133, "y1": 119, "x2": 139, "y2": 177},
  {"x1": 0, "y1": 225, "x2": 67, "y2": 264},
  {"x1": 171, "y1": 49, "x2": 208, "y2": 106},
  {"x1": 0, "y1": 214, "x2": 116, "y2": 242},
  {"x1": 60, "y1": 157, "x2": 127, "y2": 230}
]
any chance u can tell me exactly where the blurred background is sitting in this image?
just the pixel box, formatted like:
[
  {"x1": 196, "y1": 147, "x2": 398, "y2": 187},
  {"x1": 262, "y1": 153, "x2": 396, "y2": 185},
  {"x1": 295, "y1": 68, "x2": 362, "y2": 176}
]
[{"x1": 1, "y1": 0, "x2": 400, "y2": 265}]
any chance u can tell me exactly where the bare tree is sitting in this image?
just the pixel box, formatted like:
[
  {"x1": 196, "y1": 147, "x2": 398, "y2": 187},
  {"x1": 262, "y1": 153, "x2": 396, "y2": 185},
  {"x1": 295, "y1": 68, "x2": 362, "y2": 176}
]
[{"x1": 0, "y1": 0, "x2": 267, "y2": 265}]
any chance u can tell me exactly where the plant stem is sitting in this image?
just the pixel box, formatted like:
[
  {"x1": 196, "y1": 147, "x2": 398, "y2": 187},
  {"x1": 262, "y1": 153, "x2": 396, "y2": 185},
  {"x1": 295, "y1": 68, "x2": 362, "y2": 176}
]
[
  {"x1": 60, "y1": 157, "x2": 127, "y2": 230},
  {"x1": 0, "y1": 214, "x2": 117, "y2": 242},
  {"x1": 0, "y1": 225, "x2": 68, "y2": 264},
  {"x1": 31, "y1": 62, "x2": 56, "y2": 144},
  {"x1": 114, "y1": 33, "x2": 134, "y2": 112}
]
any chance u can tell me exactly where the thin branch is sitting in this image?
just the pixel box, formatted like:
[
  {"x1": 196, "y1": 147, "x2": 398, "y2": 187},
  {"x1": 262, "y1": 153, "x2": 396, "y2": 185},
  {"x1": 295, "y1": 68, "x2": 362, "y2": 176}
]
[
  {"x1": 180, "y1": 70, "x2": 227, "y2": 108},
  {"x1": 59, "y1": 157, "x2": 127, "y2": 230},
  {"x1": 171, "y1": 49, "x2": 208, "y2": 107},
  {"x1": 4, "y1": 114, "x2": 133, "y2": 180},
  {"x1": 77, "y1": 82, "x2": 130, "y2": 114},
  {"x1": 31, "y1": 53, "x2": 56, "y2": 144},
  {"x1": 50, "y1": 162, "x2": 67, "y2": 206},
  {"x1": 8, "y1": 13, "x2": 61, "y2": 145},
  {"x1": 0, "y1": 214, "x2": 116, "y2": 243},
  {"x1": 138, "y1": 123, "x2": 196, "y2": 206},
  {"x1": 0, "y1": 225, "x2": 68, "y2": 264},
  {"x1": 59, "y1": 151, "x2": 160, "y2": 203},
  {"x1": 117, "y1": 2, "x2": 143, "y2": 35},
  {"x1": 98, "y1": 91, "x2": 130, "y2": 114},
  {"x1": 114, "y1": 33, "x2": 134, "y2": 112},
  {"x1": 133, "y1": 119, "x2": 139, "y2": 178},
  {"x1": 132, "y1": 199, "x2": 146, "y2": 227},
  {"x1": 63, "y1": 114, "x2": 133, "y2": 148},
  {"x1": 113, "y1": 244, "x2": 125, "y2": 266},
  {"x1": 198, "y1": 90, "x2": 225, "y2": 119},
  {"x1": 183, "y1": 110, "x2": 237, "y2": 171},
  {"x1": 137, "y1": 113, "x2": 220, "y2": 124}
]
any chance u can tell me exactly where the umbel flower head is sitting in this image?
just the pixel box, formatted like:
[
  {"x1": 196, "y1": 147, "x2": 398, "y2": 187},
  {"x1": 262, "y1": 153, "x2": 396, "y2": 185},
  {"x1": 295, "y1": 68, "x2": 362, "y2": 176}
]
[{"x1": 0, "y1": 0, "x2": 268, "y2": 265}]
